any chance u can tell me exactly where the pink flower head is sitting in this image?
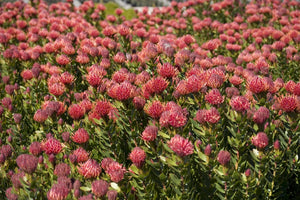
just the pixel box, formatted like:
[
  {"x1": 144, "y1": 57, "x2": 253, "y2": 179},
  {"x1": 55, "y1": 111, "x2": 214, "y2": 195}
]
[
  {"x1": 106, "y1": 161, "x2": 126, "y2": 182},
  {"x1": 77, "y1": 159, "x2": 101, "y2": 178},
  {"x1": 230, "y1": 96, "x2": 250, "y2": 112},
  {"x1": 129, "y1": 147, "x2": 146, "y2": 167},
  {"x1": 205, "y1": 89, "x2": 224, "y2": 105},
  {"x1": 252, "y1": 132, "x2": 269, "y2": 149},
  {"x1": 168, "y1": 135, "x2": 194, "y2": 157},
  {"x1": 142, "y1": 125, "x2": 158, "y2": 141},
  {"x1": 217, "y1": 150, "x2": 231, "y2": 166},
  {"x1": 41, "y1": 137, "x2": 63, "y2": 155},
  {"x1": 72, "y1": 128, "x2": 89, "y2": 144}
]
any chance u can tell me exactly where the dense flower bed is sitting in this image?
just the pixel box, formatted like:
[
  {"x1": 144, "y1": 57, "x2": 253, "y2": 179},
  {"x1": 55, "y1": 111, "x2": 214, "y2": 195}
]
[{"x1": 0, "y1": 0, "x2": 299, "y2": 199}]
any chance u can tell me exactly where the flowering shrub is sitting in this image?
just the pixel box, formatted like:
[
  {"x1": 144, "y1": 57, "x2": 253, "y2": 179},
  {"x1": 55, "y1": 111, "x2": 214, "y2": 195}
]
[{"x1": 0, "y1": 0, "x2": 299, "y2": 199}]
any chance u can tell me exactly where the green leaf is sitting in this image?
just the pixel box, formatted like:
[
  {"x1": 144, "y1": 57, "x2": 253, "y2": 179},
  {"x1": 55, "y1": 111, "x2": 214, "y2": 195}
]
[
  {"x1": 158, "y1": 131, "x2": 170, "y2": 139},
  {"x1": 166, "y1": 158, "x2": 178, "y2": 166},
  {"x1": 215, "y1": 183, "x2": 225, "y2": 193},
  {"x1": 80, "y1": 187, "x2": 91, "y2": 192},
  {"x1": 169, "y1": 173, "x2": 181, "y2": 186}
]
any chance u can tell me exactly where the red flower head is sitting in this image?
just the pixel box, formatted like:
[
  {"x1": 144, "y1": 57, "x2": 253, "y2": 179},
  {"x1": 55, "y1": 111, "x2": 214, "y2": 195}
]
[
  {"x1": 247, "y1": 76, "x2": 268, "y2": 94},
  {"x1": 186, "y1": 75, "x2": 205, "y2": 93},
  {"x1": 194, "y1": 109, "x2": 207, "y2": 124},
  {"x1": 230, "y1": 96, "x2": 250, "y2": 112},
  {"x1": 142, "y1": 125, "x2": 158, "y2": 141},
  {"x1": 217, "y1": 150, "x2": 231, "y2": 166},
  {"x1": 80, "y1": 99, "x2": 92, "y2": 112},
  {"x1": 108, "y1": 82, "x2": 134, "y2": 101},
  {"x1": 204, "y1": 107, "x2": 221, "y2": 124},
  {"x1": 252, "y1": 132, "x2": 269, "y2": 149},
  {"x1": 133, "y1": 96, "x2": 146, "y2": 110},
  {"x1": 86, "y1": 67, "x2": 106, "y2": 87},
  {"x1": 47, "y1": 183, "x2": 69, "y2": 200},
  {"x1": 54, "y1": 163, "x2": 71, "y2": 177},
  {"x1": 60, "y1": 72, "x2": 74, "y2": 85},
  {"x1": 92, "y1": 180, "x2": 109, "y2": 197},
  {"x1": 73, "y1": 147, "x2": 89, "y2": 163},
  {"x1": 107, "y1": 190, "x2": 118, "y2": 200},
  {"x1": 101, "y1": 158, "x2": 114, "y2": 172},
  {"x1": 21, "y1": 69, "x2": 33, "y2": 80},
  {"x1": 49, "y1": 82, "x2": 65, "y2": 96},
  {"x1": 253, "y1": 107, "x2": 269, "y2": 124},
  {"x1": 106, "y1": 161, "x2": 126, "y2": 182},
  {"x1": 205, "y1": 89, "x2": 224, "y2": 105},
  {"x1": 144, "y1": 100, "x2": 164, "y2": 119},
  {"x1": 29, "y1": 141, "x2": 42, "y2": 156},
  {"x1": 72, "y1": 128, "x2": 89, "y2": 144},
  {"x1": 33, "y1": 109, "x2": 48, "y2": 123},
  {"x1": 229, "y1": 75, "x2": 243, "y2": 86},
  {"x1": 129, "y1": 147, "x2": 146, "y2": 167},
  {"x1": 6, "y1": 187, "x2": 19, "y2": 200},
  {"x1": 56, "y1": 54, "x2": 70, "y2": 65},
  {"x1": 160, "y1": 109, "x2": 188, "y2": 128},
  {"x1": 168, "y1": 135, "x2": 194, "y2": 157},
  {"x1": 157, "y1": 63, "x2": 178, "y2": 78},
  {"x1": 293, "y1": 83, "x2": 300, "y2": 96},
  {"x1": 207, "y1": 73, "x2": 224, "y2": 88},
  {"x1": 94, "y1": 100, "x2": 112, "y2": 117},
  {"x1": 68, "y1": 104, "x2": 85, "y2": 120},
  {"x1": 151, "y1": 76, "x2": 169, "y2": 94},
  {"x1": 113, "y1": 52, "x2": 126, "y2": 64},
  {"x1": 16, "y1": 154, "x2": 38, "y2": 174},
  {"x1": 41, "y1": 137, "x2": 63, "y2": 155},
  {"x1": 77, "y1": 159, "x2": 101, "y2": 178},
  {"x1": 278, "y1": 95, "x2": 297, "y2": 112}
]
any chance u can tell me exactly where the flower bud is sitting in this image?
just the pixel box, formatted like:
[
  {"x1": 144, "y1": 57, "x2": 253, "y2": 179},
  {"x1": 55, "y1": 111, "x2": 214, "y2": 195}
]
[
  {"x1": 245, "y1": 168, "x2": 251, "y2": 177},
  {"x1": 204, "y1": 144, "x2": 212, "y2": 156},
  {"x1": 274, "y1": 140, "x2": 280, "y2": 150}
]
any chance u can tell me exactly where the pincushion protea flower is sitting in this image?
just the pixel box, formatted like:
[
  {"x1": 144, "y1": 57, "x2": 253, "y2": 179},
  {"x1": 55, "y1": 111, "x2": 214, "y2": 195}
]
[
  {"x1": 94, "y1": 100, "x2": 112, "y2": 117},
  {"x1": 278, "y1": 95, "x2": 297, "y2": 112},
  {"x1": 6, "y1": 187, "x2": 18, "y2": 200},
  {"x1": 73, "y1": 147, "x2": 89, "y2": 163},
  {"x1": 72, "y1": 128, "x2": 89, "y2": 144},
  {"x1": 47, "y1": 183, "x2": 70, "y2": 200},
  {"x1": 129, "y1": 147, "x2": 146, "y2": 167},
  {"x1": 21, "y1": 69, "x2": 33, "y2": 80},
  {"x1": 68, "y1": 104, "x2": 85, "y2": 120},
  {"x1": 142, "y1": 125, "x2": 158, "y2": 141},
  {"x1": 41, "y1": 137, "x2": 63, "y2": 155},
  {"x1": 106, "y1": 161, "x2": 126, "y2": 182},
  {"x1": 29, "y1": 141, "x2": 42, "y2": 156},
  {"x1": 16, "y1": 154, "x2": 38, "y2": 174},
  {"x1": 252, "y1": 132, "x2": 269, "y2": 149},
  {"x1": 11, "y1": 171, "x2": 26, "y2": 189},
  {"x1": 92, "y1": 180, "x2": 109, "y2": 197},
  {"x1": 107, "y1": 81, "x2": 134, "y2": 101},
  {"x1": 107, "y1": 190, "x2": 118, "y2": 200},
  {"x1": 217, "y1": 150, "x2": 231, "y2": 166},
  {"x1": 49, "y1": 82, "x2": 66, "y2": 96},
  {"x1": 157, "y1": 62, "x2": 178, "y2": 78},
  {"x1": 144, "y1": 100, "x2": 165, "y2": 119},
  {"x1": 230, "y1": 96, "x2": 250, "y2": 112},
  {"x1": 54, "y1": 163, "x2": 71, "y2": 177},
  {"x1": 168, "y1": 135, "x2": 194, "y2": 157},
  {"x1": 205, "y1": 89, "x2": 224, "y2": 105},
  {"x1": 253, "y1": 107, "x2": 270, "y2": 124},
  {"x1": 247, "y1": 76, "x2": 268, "y2": 94},
  {"x1": 77, "y1": 159, "x2": 101, "y2": 178}
]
